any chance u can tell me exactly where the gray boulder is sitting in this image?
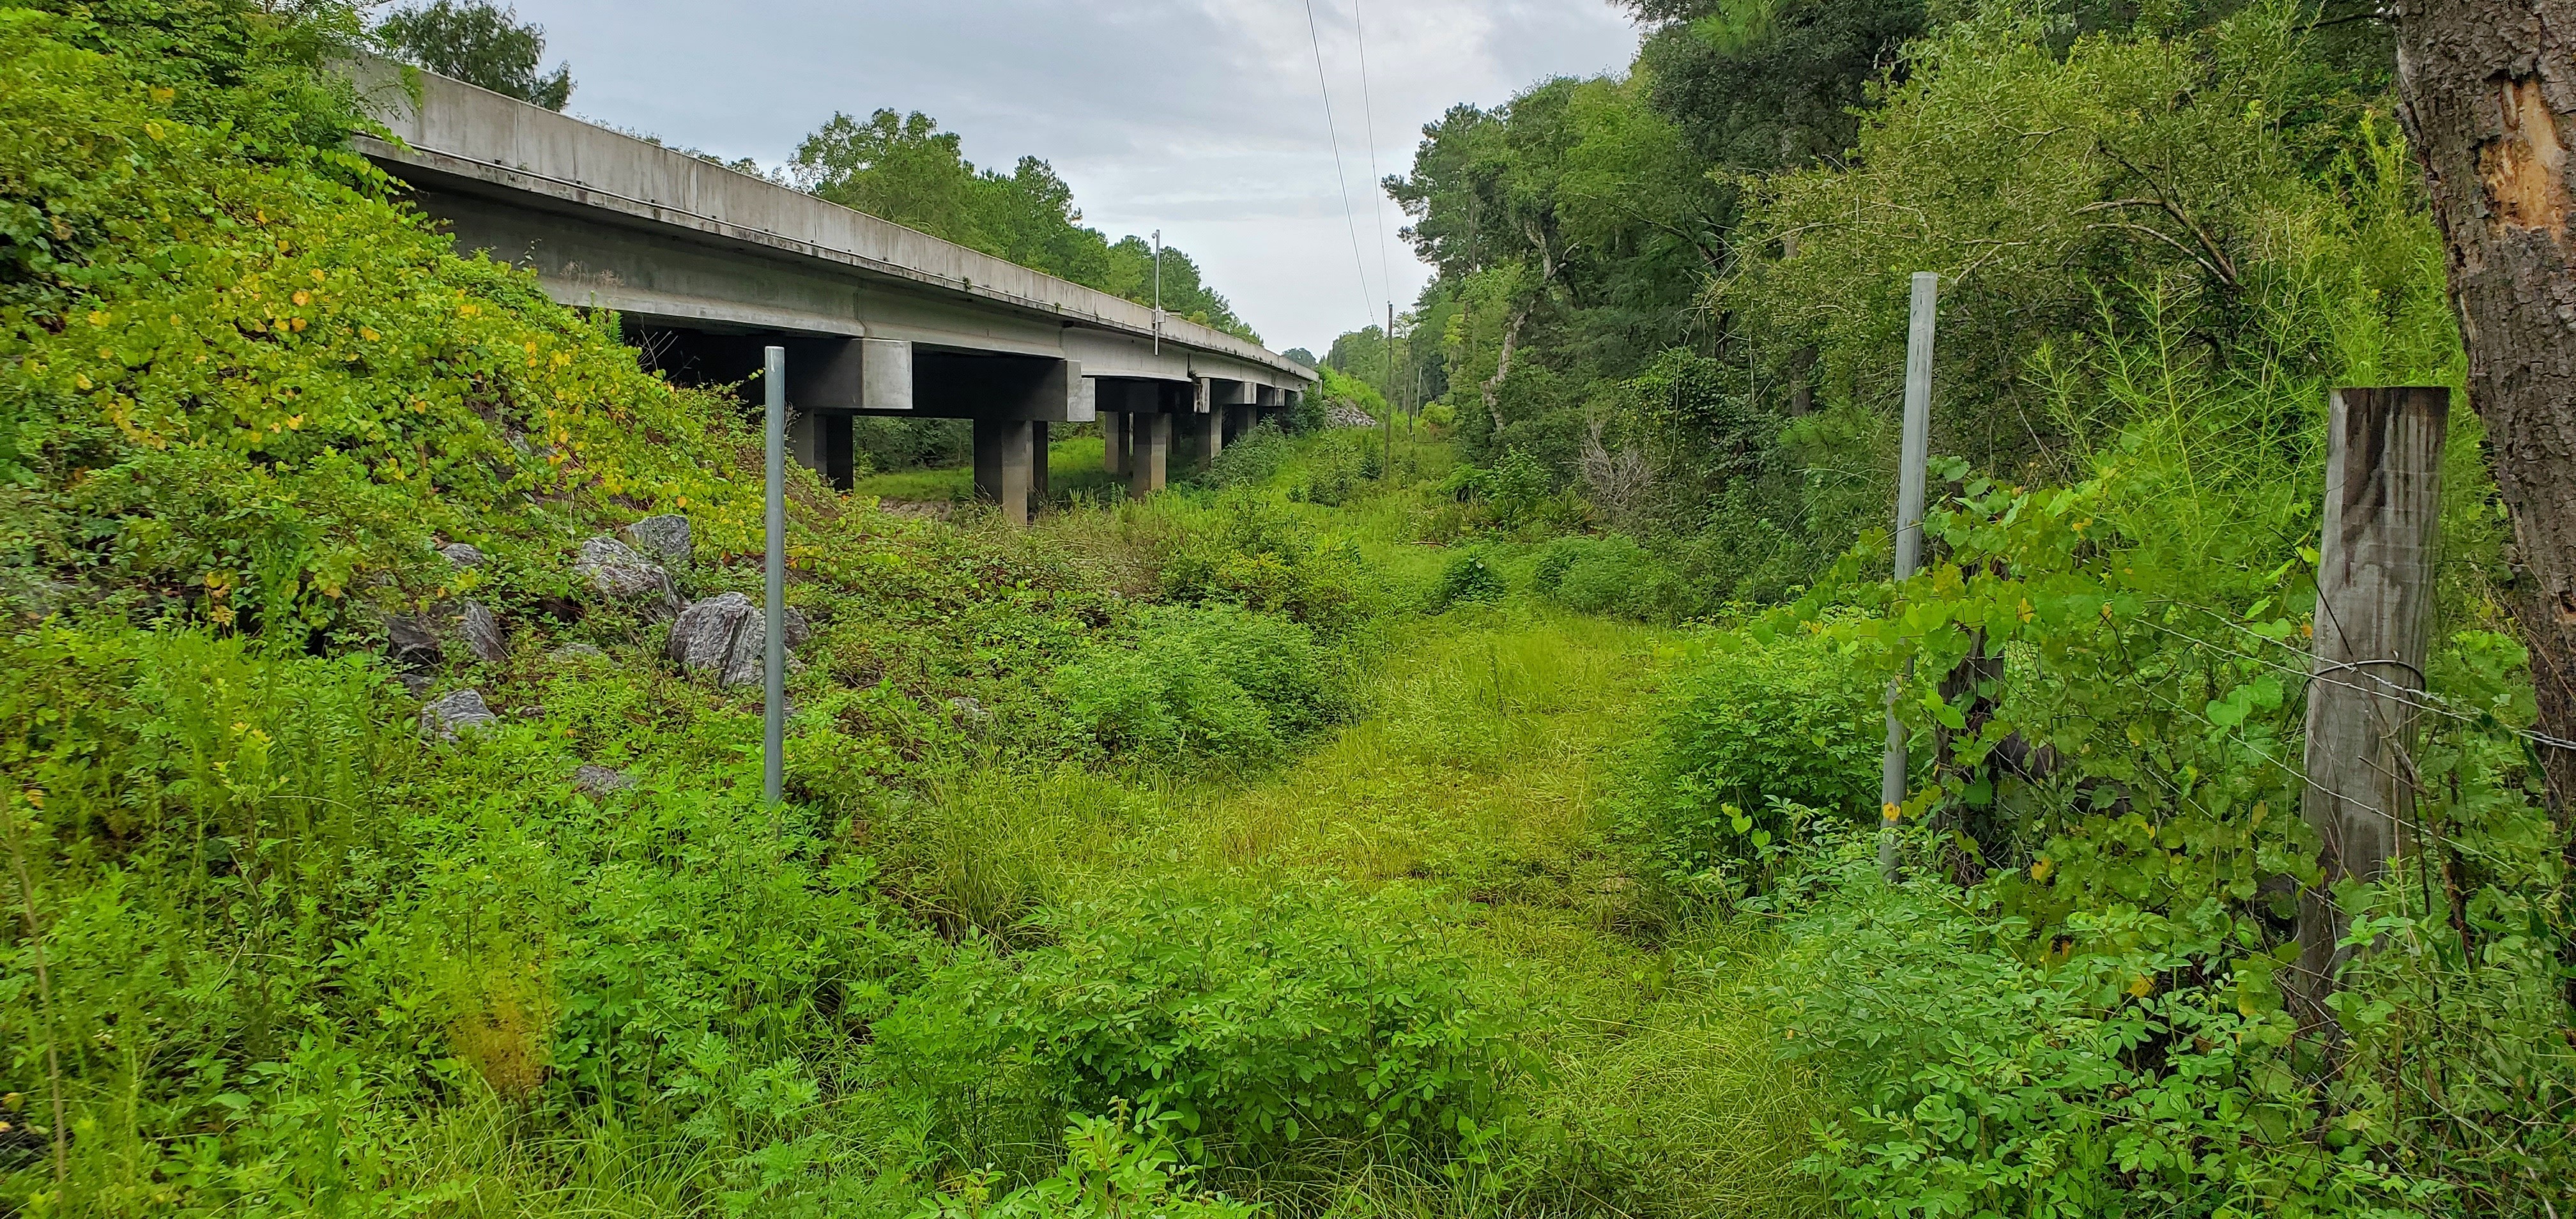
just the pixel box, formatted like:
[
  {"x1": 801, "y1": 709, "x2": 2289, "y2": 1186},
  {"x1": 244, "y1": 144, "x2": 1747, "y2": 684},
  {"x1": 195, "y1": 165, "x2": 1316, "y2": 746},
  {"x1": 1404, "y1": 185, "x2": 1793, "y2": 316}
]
[
  {"x1": 386, "y1": 613, "x2": 443, "y2": 671},
  {"x1": 623, "y1": 514, "x2": 693, "y2": 569},
  {"x1": 386, "y1": 600, "x2": 506, "y2": 669},
  {"x1": 572, "y1": 763, "x2": 634, "y2": 795},
  {"x1": 457, "y1": 601, "x2": 507, "y2": 665},
  {"x1": 547, "y1": 642, "x2": 607, "y2": 664},
  {"x1": 572, "y1": 536, "x2": 681, "y2": 619},
  {"x1": 440, "y1": 542, "x2": 486, "y2": 569},
  {"x1": 666, "y1": 592, "x2": 812, "y2": 689},
  {"x1": 418, "y1": 689, "x2": 498, "y2": 742}
]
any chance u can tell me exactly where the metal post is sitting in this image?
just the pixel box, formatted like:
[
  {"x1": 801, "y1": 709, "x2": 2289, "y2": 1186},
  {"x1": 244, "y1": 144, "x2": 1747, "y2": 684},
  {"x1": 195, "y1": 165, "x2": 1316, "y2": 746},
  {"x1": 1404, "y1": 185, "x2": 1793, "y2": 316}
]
[
  {"x1": 1152, "y1": 229, "x2": 1163, "y2": 355},
  {"x1": 1880, "y1": 272, "x2": 1938, "y2": 880},
  {"x1": 763, "y1": 345, "x2": 786, "y2": 808}
]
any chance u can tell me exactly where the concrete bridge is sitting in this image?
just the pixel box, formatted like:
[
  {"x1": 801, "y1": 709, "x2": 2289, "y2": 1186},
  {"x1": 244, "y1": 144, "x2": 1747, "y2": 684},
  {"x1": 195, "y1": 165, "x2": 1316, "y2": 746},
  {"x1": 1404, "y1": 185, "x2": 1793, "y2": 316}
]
[{"x1": 349, "y1": 61, "x2": 1315, "y2": 523}]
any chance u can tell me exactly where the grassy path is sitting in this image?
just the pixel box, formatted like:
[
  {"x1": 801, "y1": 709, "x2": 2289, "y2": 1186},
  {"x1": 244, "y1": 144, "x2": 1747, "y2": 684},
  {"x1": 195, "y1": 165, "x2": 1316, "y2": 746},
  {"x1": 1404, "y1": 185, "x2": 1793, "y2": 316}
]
[
  {"x1": 1016, "y1": 606, "x2": 1823, "y2": 1216},
  {"x1": 1197, "y1": 610, "x2": 1818, "y2": 1217}
]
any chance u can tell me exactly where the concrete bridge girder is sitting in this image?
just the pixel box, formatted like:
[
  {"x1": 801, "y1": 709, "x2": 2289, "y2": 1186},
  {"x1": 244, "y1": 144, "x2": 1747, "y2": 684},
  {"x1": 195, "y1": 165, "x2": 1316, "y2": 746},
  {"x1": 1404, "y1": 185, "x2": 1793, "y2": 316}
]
[{"x1": 348, "y1": 59, "x2": 1315, "y2": 523}]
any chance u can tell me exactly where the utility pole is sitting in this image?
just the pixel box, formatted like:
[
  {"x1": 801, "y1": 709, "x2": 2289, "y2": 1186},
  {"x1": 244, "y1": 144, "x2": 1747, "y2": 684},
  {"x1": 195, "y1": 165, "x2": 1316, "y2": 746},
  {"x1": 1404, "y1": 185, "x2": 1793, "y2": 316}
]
[
  {"x1": 1880, "y1": 273, "x2": 1937, "y2": 881},
  {"x1": 1383, "y1": 301, "x2": 1395, "y2": 475},
  {"x1": 763, "y1": 346, "x2": 786, "y2": 808}
]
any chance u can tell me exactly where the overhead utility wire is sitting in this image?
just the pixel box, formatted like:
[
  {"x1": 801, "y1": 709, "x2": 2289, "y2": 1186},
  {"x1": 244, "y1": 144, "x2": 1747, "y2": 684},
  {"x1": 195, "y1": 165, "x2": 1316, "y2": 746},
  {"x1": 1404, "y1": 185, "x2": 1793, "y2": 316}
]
[
  {"x1": 1303, "y1": 0, "x2": 1378, "y2": 333},
  {"x1": 1349, "y1": 0, "x2": 1396, "y2": 318}
]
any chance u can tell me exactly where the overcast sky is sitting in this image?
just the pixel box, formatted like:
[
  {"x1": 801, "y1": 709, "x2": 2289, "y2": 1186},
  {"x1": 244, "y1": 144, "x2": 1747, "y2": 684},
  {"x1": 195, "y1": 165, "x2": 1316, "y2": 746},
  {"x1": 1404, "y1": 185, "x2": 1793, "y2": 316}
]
[{"x1": 496, "y1": 1, "x2": 1643, "y2": 355}]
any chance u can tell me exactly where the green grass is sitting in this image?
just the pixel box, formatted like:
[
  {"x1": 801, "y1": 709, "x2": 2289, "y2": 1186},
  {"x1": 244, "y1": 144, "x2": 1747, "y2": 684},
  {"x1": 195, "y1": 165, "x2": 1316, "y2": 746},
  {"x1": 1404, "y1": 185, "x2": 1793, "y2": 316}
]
[
  {"x1": 884, "y1": 598, "x2": 1824, "y2": 1215},
  {"x1": 852, "y1": 435, "x2": 1123, "y2": 505}
]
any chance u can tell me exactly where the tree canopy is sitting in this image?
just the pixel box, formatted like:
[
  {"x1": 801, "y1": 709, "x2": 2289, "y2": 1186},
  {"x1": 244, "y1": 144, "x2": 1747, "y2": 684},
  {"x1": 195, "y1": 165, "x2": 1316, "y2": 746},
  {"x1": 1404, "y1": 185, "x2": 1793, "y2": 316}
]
[
  {"x1": 791, "y1": 108, "x2": 1257, "y2": 342},
  {"x1": 373, "y1": 0, "x2": 572, "y2": 111}
]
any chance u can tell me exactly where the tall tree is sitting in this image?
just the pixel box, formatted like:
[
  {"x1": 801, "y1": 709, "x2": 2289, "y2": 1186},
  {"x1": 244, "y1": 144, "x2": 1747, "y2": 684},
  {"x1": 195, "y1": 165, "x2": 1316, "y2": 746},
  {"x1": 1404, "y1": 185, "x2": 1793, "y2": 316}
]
[
  {"x1": 1627, "y1": 0, "x2": 1927, "y2": 169},
  {"x1": 790, "y1": 109, "x2": 1257, "y2": 342},
  {"x1": 374, "y1": 1, "x2": 572, "y2": 111},
  {"x1": 2392, "y1": 0, "x2": 2576, "y2": 1001}
]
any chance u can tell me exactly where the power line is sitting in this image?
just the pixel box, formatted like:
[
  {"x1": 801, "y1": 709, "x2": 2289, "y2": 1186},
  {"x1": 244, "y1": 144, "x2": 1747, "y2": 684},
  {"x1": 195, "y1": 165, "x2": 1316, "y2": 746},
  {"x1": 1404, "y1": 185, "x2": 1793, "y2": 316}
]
[
  {"x1": 1349, "y1": 0, "x2": 1396, "y2": 321},
  {"x1": 1301, "y1": 0, "x2": 1377, "y2": 334}
]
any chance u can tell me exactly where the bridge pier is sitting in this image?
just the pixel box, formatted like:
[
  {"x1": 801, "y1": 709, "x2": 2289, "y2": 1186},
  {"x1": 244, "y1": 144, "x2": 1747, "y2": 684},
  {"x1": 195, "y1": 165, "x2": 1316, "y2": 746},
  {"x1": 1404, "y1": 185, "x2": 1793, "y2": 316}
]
[
  {"x1": 1101, "y1": 410, "x2": 1127, "y2": 477},
  {"x1": 788, "y1": 411, "x2": 859, "y2": 491},
  {"x1": 973, "y1": 418, "x2": 1035, "y2": 526},
  {"x1": 1032, "y1": 421, "x2": 1050, "y2": 507},
  {"x1": 1128, "y1": 411, "x2": 1169, "y2": 496}
]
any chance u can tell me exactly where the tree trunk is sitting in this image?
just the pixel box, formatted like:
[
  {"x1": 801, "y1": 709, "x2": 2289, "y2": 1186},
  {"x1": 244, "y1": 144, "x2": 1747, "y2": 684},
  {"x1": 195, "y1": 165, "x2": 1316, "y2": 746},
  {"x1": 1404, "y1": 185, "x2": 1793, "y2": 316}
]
[
  {"x1": 1481, "y1": 299, "x2": 1531, "y2": 437},
  {"x1": 2393, "y1": 0, "x2": 2576, "y2": 1010}
]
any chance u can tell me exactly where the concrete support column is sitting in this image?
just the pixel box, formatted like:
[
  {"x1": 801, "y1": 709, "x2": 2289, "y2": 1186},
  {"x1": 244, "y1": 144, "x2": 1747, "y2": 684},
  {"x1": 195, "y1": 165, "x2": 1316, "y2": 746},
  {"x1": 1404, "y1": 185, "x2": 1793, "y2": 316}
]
[
  {"x1": 1128, "y1": 412, "x2": 1169, "y2": 498},
  {"x1": 1032, "y1": 421, "x2": 1050, "y2": 510},
  {"x1": 786, "y1": 411, "x2": 856, "y2": 491},
  {"x1": 1183, "y1": 410, "x2": 1222, "y2": 474},
  {"x1": 973, "y1": 417, "x2": 1034, "y2": 526},
  {"x1": 1101, "y1": 410, "x2": 1126, "y2": 477},
  {"x1": 1222, "y1": 404, "x2": 1253, "y2": 445}
]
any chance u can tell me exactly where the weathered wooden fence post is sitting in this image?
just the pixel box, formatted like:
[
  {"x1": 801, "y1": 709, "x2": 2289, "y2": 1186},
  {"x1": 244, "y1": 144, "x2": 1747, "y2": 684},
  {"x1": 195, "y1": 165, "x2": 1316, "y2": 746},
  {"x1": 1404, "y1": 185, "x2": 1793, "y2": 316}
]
[
  {"x1": 1881, "y1": 272, "x2": 1938, "y2": 881},
  {"x1": 2292, "y1": 385, "x2": 2449, "y2": 1020}
]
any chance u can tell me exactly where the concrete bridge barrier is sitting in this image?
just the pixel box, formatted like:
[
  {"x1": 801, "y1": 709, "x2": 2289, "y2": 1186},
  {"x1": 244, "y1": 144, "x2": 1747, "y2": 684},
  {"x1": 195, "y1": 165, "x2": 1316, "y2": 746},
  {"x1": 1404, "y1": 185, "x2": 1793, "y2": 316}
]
[{"x1": 346, "y1": 58, "x2": 1313, "y2": 523}]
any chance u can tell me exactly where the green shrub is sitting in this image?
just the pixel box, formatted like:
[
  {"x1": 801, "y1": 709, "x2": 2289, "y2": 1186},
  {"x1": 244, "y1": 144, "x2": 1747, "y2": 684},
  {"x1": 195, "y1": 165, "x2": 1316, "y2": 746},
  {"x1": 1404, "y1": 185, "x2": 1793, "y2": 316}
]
[
  {"x1": 1156, "y1": 497, "x2": 1367, "y2": 631},
  {"x1": 877, "y1": 884, "x2": 1521, "y2": 1169},
  {"x1": 1430, "y1": 547, "x2": 1505, "y2": 610},
  {"x1": 1623, "y1": 631, "x2": 1882, "y2": 902},
  {"x1": 1285, "y1": 433, "x2": 1373, "y2": 507},
  {"x1": 910, "y1": 1109, "x2": 1261, "y2": 1219},
  {"x1": 1053, "y1": 606, "x2": 1346, "y2": 767},
  {"x1": 1767, "y1": 841, "x2": 2446, "y2": 1219},
  {"x1": 1531, "y1": 534, "x2": 1676, "y2": 619},
  {"x1": 1204, "y1": 420, "x2": 1292, "y2": 489}
]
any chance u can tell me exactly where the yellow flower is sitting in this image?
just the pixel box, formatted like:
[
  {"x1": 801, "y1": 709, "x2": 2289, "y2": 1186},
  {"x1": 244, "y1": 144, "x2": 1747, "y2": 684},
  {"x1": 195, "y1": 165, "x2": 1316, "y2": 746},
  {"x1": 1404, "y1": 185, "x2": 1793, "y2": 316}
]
[
  {"x1": 289, "y1": 317, "x2": 307, "y2": 332},
  {"x1": 293, "y1": 291, "x2": 310, "y2": 307}
]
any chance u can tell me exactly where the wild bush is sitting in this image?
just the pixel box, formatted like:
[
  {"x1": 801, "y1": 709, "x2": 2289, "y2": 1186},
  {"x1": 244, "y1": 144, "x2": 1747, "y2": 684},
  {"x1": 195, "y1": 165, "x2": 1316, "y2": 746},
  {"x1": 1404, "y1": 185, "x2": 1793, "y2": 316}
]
[
  {"x1": 1531, "y1": 533, "x2": 1677, "y2": 619},
  {"x1": 1203, "y1": 419, "x2": 1292, "y2": 489},
  {"x1": 876, "y1": 884, "x2": 1523, "y2": 1173},
  {"x1": 1429, "y1": 546, "x2": 1505, "y2": 610},
  {"x1": 1763, "y1": 837, "x2": 2451, "y2": 1219},
  {"x1": 909, "y1": 1108, "x2": 1261, "y2": 1219},
  {"x1": 1284, "y1": 431, "x2": 1380, "y2": 507},
  {"x1": 1622, "y1": 629, "x2": 1883, "y2": 904},
  {"x1": 1052, "y1": 606, "x2": 1346, "y2": 769},
  {"x1": 1156, "y1": 496, "x2": 1367, "y2": 632}
]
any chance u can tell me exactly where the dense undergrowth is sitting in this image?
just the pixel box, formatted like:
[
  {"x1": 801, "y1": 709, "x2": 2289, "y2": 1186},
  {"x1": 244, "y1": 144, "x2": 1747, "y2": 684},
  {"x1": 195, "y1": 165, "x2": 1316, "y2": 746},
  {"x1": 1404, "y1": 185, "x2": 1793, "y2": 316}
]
[{"x1": 6, "y1": 1, "x2": 2575, "y2": 1218}]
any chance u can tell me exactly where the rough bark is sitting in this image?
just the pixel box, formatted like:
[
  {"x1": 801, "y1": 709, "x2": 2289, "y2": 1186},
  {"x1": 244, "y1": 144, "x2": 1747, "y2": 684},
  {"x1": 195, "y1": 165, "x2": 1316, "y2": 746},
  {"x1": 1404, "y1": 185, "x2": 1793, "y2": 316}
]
[{"x1": 2393, "y1": 0, "x2": 2576, "y2": 1009}]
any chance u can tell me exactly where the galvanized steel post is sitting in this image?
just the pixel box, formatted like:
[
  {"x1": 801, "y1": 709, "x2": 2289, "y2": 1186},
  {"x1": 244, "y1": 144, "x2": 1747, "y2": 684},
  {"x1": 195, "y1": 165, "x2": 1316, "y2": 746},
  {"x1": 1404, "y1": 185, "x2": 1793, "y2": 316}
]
[{"x1": 763, "y1": 345, "x2": 786, "y2": 807}]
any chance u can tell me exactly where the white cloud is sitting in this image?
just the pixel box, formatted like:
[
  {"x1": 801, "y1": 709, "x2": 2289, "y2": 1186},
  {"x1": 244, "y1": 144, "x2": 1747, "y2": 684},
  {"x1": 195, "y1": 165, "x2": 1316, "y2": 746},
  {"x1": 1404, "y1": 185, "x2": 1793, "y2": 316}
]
[{"x1": 501, "y1": 0, "x2": 1641, "y2": 352}]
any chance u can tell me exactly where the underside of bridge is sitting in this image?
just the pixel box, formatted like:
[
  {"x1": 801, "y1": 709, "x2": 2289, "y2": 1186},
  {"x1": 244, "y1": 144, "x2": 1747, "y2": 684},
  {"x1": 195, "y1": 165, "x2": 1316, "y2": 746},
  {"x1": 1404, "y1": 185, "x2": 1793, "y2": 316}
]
[
  {"x1": 347, "y1": 57, "x2": 1314, "y2": 527},
  {"x1": 626, "y1": 321, "x2": 1299, "y2": 525}
]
